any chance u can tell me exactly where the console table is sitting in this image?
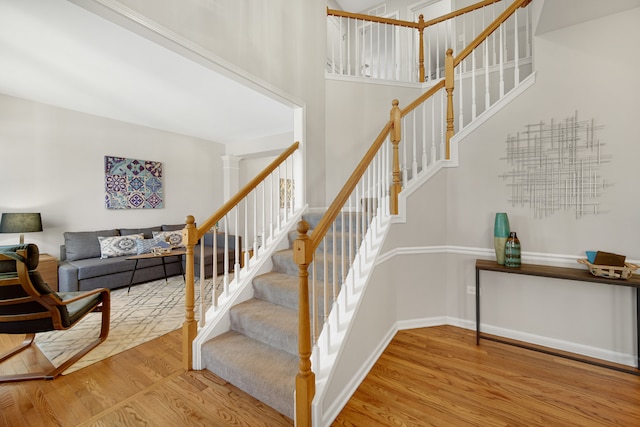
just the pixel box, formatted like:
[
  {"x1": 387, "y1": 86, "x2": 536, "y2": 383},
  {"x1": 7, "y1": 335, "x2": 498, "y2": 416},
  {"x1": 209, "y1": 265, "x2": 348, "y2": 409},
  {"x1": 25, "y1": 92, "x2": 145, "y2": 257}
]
[{"x1": 475, "y1": 259, "x2": 640, "y2": 375}]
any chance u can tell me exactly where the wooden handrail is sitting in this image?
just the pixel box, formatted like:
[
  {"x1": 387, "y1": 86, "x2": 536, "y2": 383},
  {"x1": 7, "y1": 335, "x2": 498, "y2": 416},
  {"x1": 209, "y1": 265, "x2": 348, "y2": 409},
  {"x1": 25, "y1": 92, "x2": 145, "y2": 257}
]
[
  {"x1": 422, "y1": 0, "x2": 502, "y2": 29},
  {"x1": 327, "y1": 7, "x2": 419, "y2": 29},
  {"x1": 454, "y1": 0, "x2": 529, "y2": 67},
  {"x1": 400, "y1": 80, "x2": 446, "y2": 117},
  {"x1": 194, "y1": 141, "x2": 300, "y2": 240},
  {"x1": 328, "y1": 0, "x2": 502, "y2": 31},
  {"x1": 309, "y1": 120, "x2": 393, "y2": 249}
]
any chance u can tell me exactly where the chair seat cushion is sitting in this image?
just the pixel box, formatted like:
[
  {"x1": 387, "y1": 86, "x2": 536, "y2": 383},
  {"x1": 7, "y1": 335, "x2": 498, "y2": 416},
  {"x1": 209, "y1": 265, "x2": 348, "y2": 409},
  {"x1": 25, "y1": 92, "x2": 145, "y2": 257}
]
[{"x1": 57, "y1": 292, "x2": 103, "y2": 326}]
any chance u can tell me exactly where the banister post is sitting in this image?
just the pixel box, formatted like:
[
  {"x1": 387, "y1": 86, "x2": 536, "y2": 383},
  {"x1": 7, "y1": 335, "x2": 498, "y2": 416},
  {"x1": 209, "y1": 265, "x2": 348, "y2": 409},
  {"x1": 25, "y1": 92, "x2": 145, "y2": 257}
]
[
  {"x1": 390, "y1": 99, "x2": 402, "y2": 215},
  {"x1": 418, "y1": 14, "x2": 425, "y2": 83},
  {"x1": 182, "y1": 215, "x2": 198, "y2": 370},
  {"x1": 294, "y1": 220, "x2": 315, "y2": 427},
  {"x1": 445, "y1": 48, "x2": 455, "y2": 160}
]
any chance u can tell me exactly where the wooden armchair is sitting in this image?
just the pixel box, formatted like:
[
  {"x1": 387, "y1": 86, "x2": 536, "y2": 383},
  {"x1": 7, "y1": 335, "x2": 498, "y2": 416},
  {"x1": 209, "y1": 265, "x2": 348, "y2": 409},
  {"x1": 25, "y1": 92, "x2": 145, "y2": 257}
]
[{"x1": 0, "y1": 244, "x2": 110, "y2": 382}]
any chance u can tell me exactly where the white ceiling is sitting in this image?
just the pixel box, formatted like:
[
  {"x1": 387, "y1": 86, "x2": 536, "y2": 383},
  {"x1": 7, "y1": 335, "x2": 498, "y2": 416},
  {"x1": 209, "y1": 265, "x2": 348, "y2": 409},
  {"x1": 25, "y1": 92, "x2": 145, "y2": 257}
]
[
  {"x1": 0, "y1": 0, "x2": 294, "y2": 144},
  {"x1": 334, "y1": 0, "x2": 382, "y2": 13}
]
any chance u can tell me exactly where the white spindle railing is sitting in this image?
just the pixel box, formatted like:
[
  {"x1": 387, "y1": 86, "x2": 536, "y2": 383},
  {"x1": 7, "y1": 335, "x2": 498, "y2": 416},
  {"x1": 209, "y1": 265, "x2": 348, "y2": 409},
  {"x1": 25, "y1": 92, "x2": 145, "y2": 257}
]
[
  {"x1": 307, "y1": 130, "x2": 392, "y2": 361},
  {"x1": 186, "y1": 143, "x2": 302, "y2": 330},
  {"x1": 455, "y1": 2, "x2": 531, "y2": 130},
  {"x1": 327, "y1": 0, "x2": 531, "y2": 87},
  {"x1": 327, "y1": 13, "x2": 412, "y2": 81}
]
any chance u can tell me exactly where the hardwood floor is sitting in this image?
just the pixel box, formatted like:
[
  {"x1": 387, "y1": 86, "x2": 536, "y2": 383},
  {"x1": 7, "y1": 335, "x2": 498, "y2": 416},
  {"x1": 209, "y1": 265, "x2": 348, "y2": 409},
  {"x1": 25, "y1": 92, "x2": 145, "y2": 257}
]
[
  {"x1": 333, "y1": 326, "x2": 640, "y2": 426},
  {"x1": 0, "y1": 330, "x2": 292, "y2": 426},
  {"x1": 2, "y1": 325, "x2": 640, "y2": 426}
]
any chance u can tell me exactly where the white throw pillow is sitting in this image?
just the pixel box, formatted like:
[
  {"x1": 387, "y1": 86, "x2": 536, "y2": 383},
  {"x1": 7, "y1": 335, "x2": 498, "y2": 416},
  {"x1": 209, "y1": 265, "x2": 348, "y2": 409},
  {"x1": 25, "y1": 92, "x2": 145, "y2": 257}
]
[
  {"x1": 136, "y1": 236, "x2": 170, "y2": 255},
  {"x1": 152, "y1": 230, "x2": 184, "y2": 248},
  {"x1": 98, "y1": 234, "x2": 144, "y2": 258}
]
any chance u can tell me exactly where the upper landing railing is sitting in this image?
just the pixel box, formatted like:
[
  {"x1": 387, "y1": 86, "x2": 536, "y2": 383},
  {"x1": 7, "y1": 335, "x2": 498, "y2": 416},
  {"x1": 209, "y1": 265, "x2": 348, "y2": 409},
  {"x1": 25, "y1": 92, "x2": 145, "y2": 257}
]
[{"x1": 327, "y1": 0, "x2": 531, "y2": 84}]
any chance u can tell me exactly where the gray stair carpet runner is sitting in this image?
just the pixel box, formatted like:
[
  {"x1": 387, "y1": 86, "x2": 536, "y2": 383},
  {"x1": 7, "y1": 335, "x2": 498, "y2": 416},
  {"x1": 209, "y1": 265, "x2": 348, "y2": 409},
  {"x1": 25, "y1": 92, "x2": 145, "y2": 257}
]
[{"x1": 201, "y1": 212, "x2": 358, "y2": 419}]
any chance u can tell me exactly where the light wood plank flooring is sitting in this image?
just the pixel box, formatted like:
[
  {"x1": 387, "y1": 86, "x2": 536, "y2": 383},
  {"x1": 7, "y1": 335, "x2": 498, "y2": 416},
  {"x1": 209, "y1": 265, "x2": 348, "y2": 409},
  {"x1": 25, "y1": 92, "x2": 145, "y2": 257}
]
[{"x1": 2, "y1": 325, "x2": 640, "y2": 426}]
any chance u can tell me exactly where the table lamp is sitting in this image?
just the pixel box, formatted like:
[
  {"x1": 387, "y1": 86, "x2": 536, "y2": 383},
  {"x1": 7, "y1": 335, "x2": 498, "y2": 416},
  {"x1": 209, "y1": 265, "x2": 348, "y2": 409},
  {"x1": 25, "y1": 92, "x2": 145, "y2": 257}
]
[{"x1": 0, "y1": 213, "x2": 43, "y2": 244}]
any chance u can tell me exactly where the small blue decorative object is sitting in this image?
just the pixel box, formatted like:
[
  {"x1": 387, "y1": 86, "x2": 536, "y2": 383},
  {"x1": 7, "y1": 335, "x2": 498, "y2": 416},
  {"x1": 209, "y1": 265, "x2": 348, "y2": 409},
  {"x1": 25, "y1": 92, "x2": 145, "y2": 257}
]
[{"x1": 586, "y1": 251, "x2": 597, "y2": 264}]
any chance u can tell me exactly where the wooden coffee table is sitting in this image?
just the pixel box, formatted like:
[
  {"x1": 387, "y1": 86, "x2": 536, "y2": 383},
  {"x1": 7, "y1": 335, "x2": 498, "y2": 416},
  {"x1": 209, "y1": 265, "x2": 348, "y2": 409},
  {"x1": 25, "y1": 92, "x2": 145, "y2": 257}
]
[{"x1": 126, "y1": 249, "x2": 186, "y2": 293}]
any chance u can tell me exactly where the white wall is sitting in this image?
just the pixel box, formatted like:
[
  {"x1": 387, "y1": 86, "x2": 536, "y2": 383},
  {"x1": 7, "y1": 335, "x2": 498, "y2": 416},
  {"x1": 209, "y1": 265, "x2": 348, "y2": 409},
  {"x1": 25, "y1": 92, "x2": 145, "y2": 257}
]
[
  {"x1": 112, "y1": 0, "x2": 328, "y2": 208},
  {"x1": 0, "y1": 94, "x2": 225, "y2": 257},
  {"x1": 441, "y1": 6, "x2": 640, "y2": 358},
  {"x1": 325, "y1": 79, "x2": 424, "y2": 201}
]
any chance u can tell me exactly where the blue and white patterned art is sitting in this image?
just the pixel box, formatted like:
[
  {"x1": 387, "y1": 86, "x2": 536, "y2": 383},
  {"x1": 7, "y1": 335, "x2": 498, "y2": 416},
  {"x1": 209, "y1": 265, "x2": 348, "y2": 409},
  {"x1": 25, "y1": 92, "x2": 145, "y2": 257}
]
[{"x1": 105, "y1": 156, "x2": 164, "y2": 209}]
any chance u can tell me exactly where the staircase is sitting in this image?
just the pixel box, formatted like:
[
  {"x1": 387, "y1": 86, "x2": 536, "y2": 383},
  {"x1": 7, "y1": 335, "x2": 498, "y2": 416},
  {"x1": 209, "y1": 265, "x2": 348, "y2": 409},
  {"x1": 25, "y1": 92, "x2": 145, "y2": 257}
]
[
  {"x1": 201, "y1": 211, "x2": 344, "y2": 418},
  {"x1": 187, "y1": 1, "x2": 535, "y2": 424}
]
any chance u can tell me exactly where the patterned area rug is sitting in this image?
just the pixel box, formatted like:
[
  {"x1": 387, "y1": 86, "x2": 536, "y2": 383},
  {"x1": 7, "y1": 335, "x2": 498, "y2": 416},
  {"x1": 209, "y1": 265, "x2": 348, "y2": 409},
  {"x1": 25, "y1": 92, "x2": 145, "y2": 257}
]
[{"x1": 35, "y1": 274, "x2": 229, "y2": 374}]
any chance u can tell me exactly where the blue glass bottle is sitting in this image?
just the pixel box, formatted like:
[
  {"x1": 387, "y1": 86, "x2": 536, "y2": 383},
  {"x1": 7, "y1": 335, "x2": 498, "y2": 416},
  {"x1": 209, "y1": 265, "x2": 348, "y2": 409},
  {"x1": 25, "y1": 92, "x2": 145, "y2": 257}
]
[{"x1": 505, "y1": 232, "x2": 521, "y2": 268}]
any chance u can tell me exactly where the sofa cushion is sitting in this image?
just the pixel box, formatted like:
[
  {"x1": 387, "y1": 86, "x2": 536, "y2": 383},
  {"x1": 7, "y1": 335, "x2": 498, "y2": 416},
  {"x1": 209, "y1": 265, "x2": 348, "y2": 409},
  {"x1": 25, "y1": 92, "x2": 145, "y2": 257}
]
[
  {"x1": 152, "y1": 230, "x2": 184, "y2": 248},
  {"x1": 161, "y1": 224, "x2": 185, "y2": 231},
  {"x1": 64, "y1": 229, "x2": 119, "y2": 261},
  {"x1": 67, "y1": 255, "x2": 179, "y2": 280},
  {"x1": 120, "y1": 226, "x2": 161, "y2": 239},
  {"x1": 98, "y1": 234, "x2": 144, "y2": 258}
]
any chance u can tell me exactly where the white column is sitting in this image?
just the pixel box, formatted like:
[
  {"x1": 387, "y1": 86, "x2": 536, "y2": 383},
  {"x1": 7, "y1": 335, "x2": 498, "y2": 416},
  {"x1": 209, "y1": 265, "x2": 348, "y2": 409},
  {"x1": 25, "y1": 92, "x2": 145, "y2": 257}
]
[{"x1": 221, "y1": 155, "x2": 241, "y2": 202}]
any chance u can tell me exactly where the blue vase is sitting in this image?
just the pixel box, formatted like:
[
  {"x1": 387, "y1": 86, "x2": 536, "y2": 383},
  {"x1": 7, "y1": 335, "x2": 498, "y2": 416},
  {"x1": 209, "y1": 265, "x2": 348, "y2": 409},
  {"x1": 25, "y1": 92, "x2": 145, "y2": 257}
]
[{"x1": 493, "y1": 213, "x2": 510, "y2": 265}]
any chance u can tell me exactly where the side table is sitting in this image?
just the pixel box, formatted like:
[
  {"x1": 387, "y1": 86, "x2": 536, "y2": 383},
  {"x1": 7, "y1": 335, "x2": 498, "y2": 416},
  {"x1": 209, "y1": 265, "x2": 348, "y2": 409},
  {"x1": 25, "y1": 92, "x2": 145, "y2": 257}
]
[
  {"x1": 38, "y1": 253, "x2": 59, "y2": 291},
  {"x1": 475, "y1": 259, "x2": 640, "y2": 375}
]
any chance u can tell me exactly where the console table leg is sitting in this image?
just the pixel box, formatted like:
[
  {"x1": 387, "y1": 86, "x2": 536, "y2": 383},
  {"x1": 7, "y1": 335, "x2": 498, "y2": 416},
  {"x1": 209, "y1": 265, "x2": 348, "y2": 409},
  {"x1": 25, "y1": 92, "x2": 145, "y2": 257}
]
[{"x1": 476, "y1": 267, "x2": 480, "y2": 345}]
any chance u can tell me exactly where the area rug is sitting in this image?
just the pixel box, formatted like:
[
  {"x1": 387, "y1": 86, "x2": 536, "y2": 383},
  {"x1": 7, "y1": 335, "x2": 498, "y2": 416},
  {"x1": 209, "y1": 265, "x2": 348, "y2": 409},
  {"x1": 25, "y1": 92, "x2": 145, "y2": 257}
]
[{"x1": 35, "y1": 274, "x2": 231, "y2": 374}]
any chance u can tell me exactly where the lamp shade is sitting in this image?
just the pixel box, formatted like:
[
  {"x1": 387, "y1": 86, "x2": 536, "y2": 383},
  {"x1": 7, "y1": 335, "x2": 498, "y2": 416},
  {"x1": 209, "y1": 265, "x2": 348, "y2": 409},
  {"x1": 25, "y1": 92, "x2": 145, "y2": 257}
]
[{"x1": 0, "y1": 213, "x2": 43, "y2": 234}]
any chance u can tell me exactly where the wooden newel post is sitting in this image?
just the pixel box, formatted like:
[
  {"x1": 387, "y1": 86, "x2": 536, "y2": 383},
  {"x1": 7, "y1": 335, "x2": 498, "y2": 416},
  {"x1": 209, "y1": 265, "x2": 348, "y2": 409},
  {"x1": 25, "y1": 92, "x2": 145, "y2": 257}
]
[
  {"x1": 294, "y1": 220, "x2": 315, "y2": 427},
  {"x1": 445, "y1": 48, "x2": 455, "y2": 160},
  {"x1": 390, "y1": 99, "x2": 402, "y2": 215},
  {"x1": 182, "y1": 215, "x2": 198, "y2": 370},
  {"x1": 418, "y1": 14, "x2": 425, "y2": 83}
]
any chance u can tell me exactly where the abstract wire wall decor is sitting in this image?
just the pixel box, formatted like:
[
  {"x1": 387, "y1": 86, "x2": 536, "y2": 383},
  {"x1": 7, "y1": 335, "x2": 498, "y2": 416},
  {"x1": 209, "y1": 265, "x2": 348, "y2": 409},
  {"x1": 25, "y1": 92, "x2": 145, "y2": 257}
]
[
  {"x1": 104, "y1": 156, "x2": 164, "y2": 209},
  {"x1": 499, "y1": 112, "x2": 610, "y2": 219}
]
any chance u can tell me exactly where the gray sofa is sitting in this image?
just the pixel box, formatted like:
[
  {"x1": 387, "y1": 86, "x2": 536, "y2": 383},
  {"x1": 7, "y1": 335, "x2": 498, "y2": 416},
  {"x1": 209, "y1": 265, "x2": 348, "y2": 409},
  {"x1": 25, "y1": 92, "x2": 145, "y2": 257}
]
[{"x1": 58, "y1": 224, "x2": 241, "y2": 292}]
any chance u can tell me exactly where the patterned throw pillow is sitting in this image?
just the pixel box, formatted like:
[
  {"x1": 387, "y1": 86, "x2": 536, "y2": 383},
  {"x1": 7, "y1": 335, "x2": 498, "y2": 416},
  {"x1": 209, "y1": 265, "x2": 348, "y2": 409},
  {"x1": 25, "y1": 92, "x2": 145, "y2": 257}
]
[
  {"x1": 98, "y1": 234, "x2": 144, "y2": 259},
  {"x1": 152, "y1": 230, "x2": 184, "y2": 248},
  {"x1": 136, "y1": 236, "x2": 170, "y2": 255}
]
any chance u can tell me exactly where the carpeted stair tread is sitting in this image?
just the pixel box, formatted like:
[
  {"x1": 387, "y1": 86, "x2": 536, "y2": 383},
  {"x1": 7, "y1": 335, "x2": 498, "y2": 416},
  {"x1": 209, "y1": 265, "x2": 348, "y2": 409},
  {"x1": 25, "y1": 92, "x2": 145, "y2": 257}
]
[
  {"x1": 202, "y1": 331, "x2": 297, "y2": 419},
  {"x1": 230, "y1": 298, "x2": 298, "y2": 355},
  {"x1": 252, "y1": 272, "x2": 333, "y2": 322},
  {"x1": 253, "y1": 272, "x2": 299, "y2": 309}
]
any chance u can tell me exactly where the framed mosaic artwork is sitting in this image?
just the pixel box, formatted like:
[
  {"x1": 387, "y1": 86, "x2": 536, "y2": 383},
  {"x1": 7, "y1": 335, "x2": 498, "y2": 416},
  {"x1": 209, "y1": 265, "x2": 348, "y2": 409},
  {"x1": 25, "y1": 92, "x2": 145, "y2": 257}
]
[{"x1": 104, "y1": 156, "x2": 164, "y2": 209}]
